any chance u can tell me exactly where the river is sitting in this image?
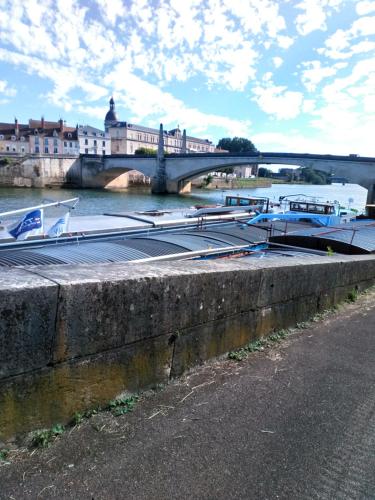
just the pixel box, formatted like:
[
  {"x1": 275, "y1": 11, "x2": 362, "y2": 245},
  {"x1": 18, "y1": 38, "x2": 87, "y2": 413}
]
[{"x1": 0, "y1": 183, "x2": 368, "y2": 218}]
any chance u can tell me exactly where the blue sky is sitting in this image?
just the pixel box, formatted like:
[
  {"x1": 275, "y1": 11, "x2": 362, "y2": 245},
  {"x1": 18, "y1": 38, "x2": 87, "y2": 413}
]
[{"x1": 0, "y1": 0, "x2": 374, "y2": 155}]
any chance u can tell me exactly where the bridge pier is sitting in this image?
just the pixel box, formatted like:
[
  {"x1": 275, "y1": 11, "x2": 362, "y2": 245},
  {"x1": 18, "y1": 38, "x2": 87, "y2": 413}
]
[
  {"x1": 166, "y1": 179, "x2": 192, "y2": 194},
  {"x1": 366, "y1": 183, "x2": 375, "y2": 205}
]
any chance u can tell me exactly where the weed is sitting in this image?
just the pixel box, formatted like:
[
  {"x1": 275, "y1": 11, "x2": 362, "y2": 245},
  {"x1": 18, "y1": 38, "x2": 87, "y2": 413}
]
[
  {"x1": 347, "y1": 288, "x2": 358, "y2": 303},
  {"x1": 228, "y1": 329, "x2": 291, "y2": 362},
  {"x1": 0, "y1": 449, "x2": 9, "y2": 461},
  {"x1": 31, "y1": 424, "x2": 65, "y2": 449},
  {"x1": 296, "y1": 321, "x2": 309, "y2": 329},
  {"x1": 327, "y1": 246, "x2": 334, "y2": 256},
  {"x1": 71, "y1": 412, "x2": 84, "y2": 426},
  {"x1": 107, "y1": 396, "x2": 139, "y2": 416}
]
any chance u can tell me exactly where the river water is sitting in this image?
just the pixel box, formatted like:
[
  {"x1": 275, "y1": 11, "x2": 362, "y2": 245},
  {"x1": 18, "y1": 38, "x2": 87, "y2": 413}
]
[{"x1": 0, "y1": 183, "x2": 368, "y2": 218}]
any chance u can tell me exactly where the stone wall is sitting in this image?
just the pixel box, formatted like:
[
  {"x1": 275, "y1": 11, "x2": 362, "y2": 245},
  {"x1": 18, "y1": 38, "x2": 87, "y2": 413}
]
[
  {"x1": 0, "y1": 155, "x2": 81, "y2": 188},
  {"x1": 1, "y1": 255, "x2": 375, "y2": 440}
]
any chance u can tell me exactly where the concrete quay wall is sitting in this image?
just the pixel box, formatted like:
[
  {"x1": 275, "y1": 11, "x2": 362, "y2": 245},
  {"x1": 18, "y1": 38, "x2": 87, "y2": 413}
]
[
  {"x1": 1, "y1": 256, "x2": 375, "y2": 440},
  {"x1": 0, "y1": 155, "x2": 82, "y2": 188}
]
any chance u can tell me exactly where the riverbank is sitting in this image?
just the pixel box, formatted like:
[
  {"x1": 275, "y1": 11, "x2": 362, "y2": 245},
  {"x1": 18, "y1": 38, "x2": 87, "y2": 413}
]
[{"x1": 194, "y1": 177, "x2": 272, "y2": 189}]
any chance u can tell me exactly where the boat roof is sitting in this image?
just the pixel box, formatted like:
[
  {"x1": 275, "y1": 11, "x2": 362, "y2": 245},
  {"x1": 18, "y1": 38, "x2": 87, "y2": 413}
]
[
  {"x1": 270, "y1": 220, "x2": 375, "y2": 254},
  {"x1": 0, "y1": 219, "x2": 318, "y2": 268}
]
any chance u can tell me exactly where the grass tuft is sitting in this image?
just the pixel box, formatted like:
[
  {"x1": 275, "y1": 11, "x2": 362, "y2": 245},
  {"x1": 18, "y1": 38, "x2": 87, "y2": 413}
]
[{"x1": 228, "y1": 329, "x2": 291, "y2": 362}]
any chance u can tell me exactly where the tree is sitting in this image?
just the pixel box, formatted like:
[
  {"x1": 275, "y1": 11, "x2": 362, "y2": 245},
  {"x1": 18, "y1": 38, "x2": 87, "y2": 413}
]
[
  {"x1": 299, "y1": 167, "x2": 330, "y2": 185},
  {"x1": 134, "y1": 147, "x2": 157, "y2": 155},
  {"x1": 258, "y1": 167, "x2": 272, "y2": 177},
  {"x1": 216, "y1": 137, "x2": 258, "y2": 153}
]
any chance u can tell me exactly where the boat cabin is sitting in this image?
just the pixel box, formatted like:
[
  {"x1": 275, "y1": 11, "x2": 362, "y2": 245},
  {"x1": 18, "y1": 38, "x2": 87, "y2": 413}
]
[
  {"x1": 225, "y1": 196, "x2": 269, "y2": 212},
  {"x1": 289, "y1": 201, "x2": 337, "y2": 215}
]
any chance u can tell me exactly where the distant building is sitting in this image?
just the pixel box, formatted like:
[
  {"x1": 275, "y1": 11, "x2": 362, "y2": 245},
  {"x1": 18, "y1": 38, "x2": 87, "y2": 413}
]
[
  {"x1": 0, "y1": 119, "x2": 29, "y2": 154},
  {"x1": 77, "y1": 125, "x2": 111, "y2": 155},
  {"x1": 104, "y1": 97, "x2": 215, "y2": 155},
  {"x1": 0, "y1": 117, "x2": 79, "y2": 156}
]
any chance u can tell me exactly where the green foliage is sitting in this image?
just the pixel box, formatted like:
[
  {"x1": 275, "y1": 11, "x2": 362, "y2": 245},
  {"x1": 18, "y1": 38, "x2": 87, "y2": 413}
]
[
  {"x1": 327, "y1": 246, "x2": 334, "y2": 256},
  {"x1": 134, "y1": 147, "x2": 157, "y2": 155},
  {"x1": 0, "y1": 157, "x2": 11, "y2": 166},
  {"x1": 228, "y1": 329, "x2": 290, "y2": 361},
  {"x1": 347, "y1": 288, "x2": 358, "y2": 302},
  {"x1": 299, "y1": 167, "x2": 330, "y2": 185},
  {"x1": 217, "y1": 137, "x2": 257, "y2": 153},
  {"x1": 258, "y1": 167, "x2": 272, "y2": 177},
  {"x1": 107, "y1": 396, "x2": 139, "y2": 416},
  {"x1": 31, "y1": 424, "x2": 65, "y2": 448},
  {"x1": 0, "y1": 449, "x2": 9, "y2": 461},
  {"x1": 203, "y1": 174, "x2": 213, "y2": 186}
]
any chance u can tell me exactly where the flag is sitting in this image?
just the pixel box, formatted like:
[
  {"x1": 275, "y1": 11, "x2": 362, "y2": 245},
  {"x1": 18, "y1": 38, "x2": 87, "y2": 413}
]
[
  {"x1": 8, "y1": 209, "x2": 44, "y2": 240},
  {"x1": 47, "y1": 212, "x2": 70, "y2": 238}
]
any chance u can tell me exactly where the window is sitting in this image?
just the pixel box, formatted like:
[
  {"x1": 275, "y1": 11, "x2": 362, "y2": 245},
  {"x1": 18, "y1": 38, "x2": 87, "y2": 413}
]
[
  {"x1": 35, "y1": 146, "x2": 39, "y2": 153},
  {"x1": 53, "y1": 138, "x2": 58, "y2": 146},
  {"x1": 6, "y1": 146, "x2": 9, "y2": 151},
  {"x1": 12, "y1": 147, "x2": 16, "y2": 152},
  {"x1": 20, "y1": 136, "x2": 25, "y2": 142},
  {"x1": 64, "y1": 141, "x2": 67, "y2": 147},
  {"x1": 54, "y1": 147, "x2": 58, "y2": 154},
  {"x1": 69, "y1": 142, "x2": 72, "y2": 147},
  {"x1": 44, "y1": 138, "x2": 48, "y2": 145},
  {"x1": 21, "y1": 147, "x2": 25, "y2": 153},
  {"x1": 0, "y1": 134, "x2": 4, "y2": 139},
  {"x1": 102, "y1": 141, "x2": 105, "y2": 147},
  {"x1": 102, "y1": 150, "x2": 105, "y2": 155},
  {"x1": 85, "y1": 139, "x2": 88, "y2": 145},
  {"x1": 11, "y1": 135, "x2": 16, "y2": 141},
  {"x1": 93, "y1": 148, "x2": 97, "y2": 154},
  {"x1": 44, "y1": 147, "x2": 49, "y2": 153},
  {"x1": 85, "y1": 148, "x2": 88, "y2": 154},
  {"x1": 35, "y1": 137, "x2": 39, "y2": 145},
  {"x1": 93, "y1": 140, "x2": 97, "y2": 146},
  {"x1": 68, "y1": 133, "x2": 72, "y2": 138}
]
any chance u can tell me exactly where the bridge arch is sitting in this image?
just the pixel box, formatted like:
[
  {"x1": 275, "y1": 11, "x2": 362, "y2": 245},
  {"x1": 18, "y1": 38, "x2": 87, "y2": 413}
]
[{"x1": 80, "y1": 155, "x2": 156, "y2": 189}]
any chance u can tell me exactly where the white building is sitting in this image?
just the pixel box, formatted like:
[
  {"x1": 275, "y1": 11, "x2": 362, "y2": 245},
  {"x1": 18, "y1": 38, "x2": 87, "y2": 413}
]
[
  {"x1": 104, "y1": 97, "x2": 215, "y2": 155},
  {"x1": 78, "y1": 125, "x2": 111, "y2": 155}
]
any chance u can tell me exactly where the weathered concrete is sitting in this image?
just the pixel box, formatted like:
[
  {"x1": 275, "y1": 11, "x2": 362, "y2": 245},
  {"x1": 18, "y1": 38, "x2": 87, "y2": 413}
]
[
  {"x1": 2, "y1": 291, "x2": 374, "y2": 499},
  {"x1": 1, "y1": 255, "x2": 375, "y2": 439}
]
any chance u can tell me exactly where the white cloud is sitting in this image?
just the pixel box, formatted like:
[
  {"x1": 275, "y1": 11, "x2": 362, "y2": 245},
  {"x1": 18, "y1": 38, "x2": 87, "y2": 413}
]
[
  {"x1": 301, "y1": 60, "x2": 348, "y2": 91},
  {"x1": 104, "y1": 62, "x2": 251, "y2": 137},
  {"x1": 252, "y1": 84, "x2": 304, "y2": 119},
  {"x1": 0, "y1": 79, "x2": 17, "y2": 98},
  {"x1": 318, "y1": 15, "x2": 375, "y2": 59},
  {"x1": 356, "y1": 1, "x2": 375, "y2": 15},
  {"x1": 295, "y1": 0, "x2": 344, "y2": 36},
  {"x1": 273, "y1": 57, "x2": 283, "y2": 68}
]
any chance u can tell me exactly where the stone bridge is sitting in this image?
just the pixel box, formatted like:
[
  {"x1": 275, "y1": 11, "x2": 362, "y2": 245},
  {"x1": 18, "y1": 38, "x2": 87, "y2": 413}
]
[{"x1": 81, "y1": 150, "x2": 375, "y2": 204}]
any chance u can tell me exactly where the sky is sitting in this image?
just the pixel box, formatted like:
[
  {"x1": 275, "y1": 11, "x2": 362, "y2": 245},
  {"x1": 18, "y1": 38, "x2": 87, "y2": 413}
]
[{"x1": 0, "y1": 0, "x2": 374, "y2": 156}]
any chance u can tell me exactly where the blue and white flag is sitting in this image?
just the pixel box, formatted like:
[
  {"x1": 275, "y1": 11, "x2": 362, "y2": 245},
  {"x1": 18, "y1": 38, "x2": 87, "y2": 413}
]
[
  {"x1": 8, "y1": 209, "x2": 44, "y2": 240},
  {"x1": 47, "y1": 212, "x2": 70, "y2": 238}
]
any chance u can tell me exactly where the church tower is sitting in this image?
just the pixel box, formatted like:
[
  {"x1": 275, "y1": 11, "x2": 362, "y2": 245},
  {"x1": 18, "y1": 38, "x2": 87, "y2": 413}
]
[{"x1": 104, "y1": 97, "x2": 118, "y2": 131}]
